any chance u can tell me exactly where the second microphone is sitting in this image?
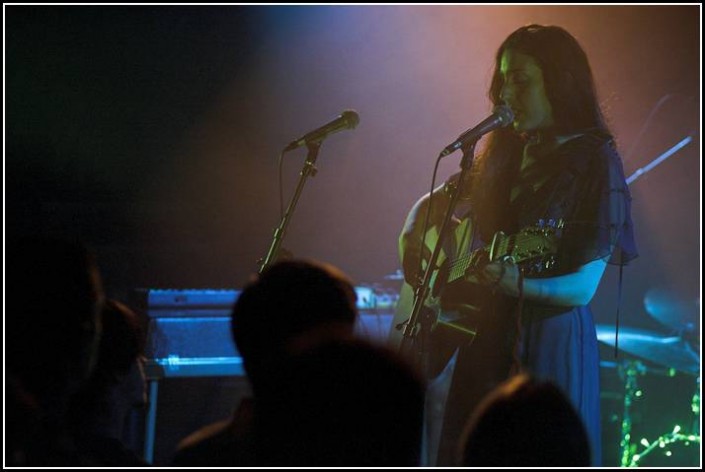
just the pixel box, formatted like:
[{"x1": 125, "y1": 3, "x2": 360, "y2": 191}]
[{"x1": 284, "y1": 110, "x2": 360, "y2": 152}]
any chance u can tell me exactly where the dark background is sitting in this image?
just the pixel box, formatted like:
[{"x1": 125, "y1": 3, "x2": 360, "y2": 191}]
[{"x1": 6, "y1": 5, "x2": 701, "y2": 465}]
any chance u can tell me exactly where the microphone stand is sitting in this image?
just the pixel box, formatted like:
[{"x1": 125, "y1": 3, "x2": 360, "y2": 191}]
[
  {"x1": 399, "y1": 141, "x2": 477, "y2": 379},
  {"x1": 626, "y1": 134, "x2": 694, "y2": 185},
  {"x1": 259, "y1": 141, "x2": 321, "y2": 273}
]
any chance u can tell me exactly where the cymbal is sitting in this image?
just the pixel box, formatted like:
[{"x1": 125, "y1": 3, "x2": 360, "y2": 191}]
[
  {"x1": 644, "y1": 287, "x2": 700, "y2": 333},
  {"x1": 596, "y1": 325, "x2": 700, "y2": 375}
]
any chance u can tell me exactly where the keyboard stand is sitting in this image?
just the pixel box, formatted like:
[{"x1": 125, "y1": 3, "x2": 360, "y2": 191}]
[{"x1": 142, "y1": 357, "x2": 246, "y2": 464}]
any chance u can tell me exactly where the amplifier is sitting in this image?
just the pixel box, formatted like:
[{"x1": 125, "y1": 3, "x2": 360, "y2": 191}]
[
  {"x1": 135, "y1": 286, "x2": 399, "y2": 378},
  {"x1": 133, "y1": 288, "x2": 241, "y2": 311},
  {"x1": 136, "y1": 285, "x2": 399, "y2": 464},
  {"x1": 146, "y1": 316, "x2": 238, "y2": 360},
  {"x1": 133, "y1": 286, "x2": 388, "y2": 314}
]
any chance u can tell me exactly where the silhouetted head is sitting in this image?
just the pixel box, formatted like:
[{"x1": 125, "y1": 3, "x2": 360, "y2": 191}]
[
  {"x1": 231, "y1": 259, "x2": 358, "y2": 394},
  {"x1": 6, "y1": 237, "x2": 105, "y2": 400},
  {"x1": 459, "y1": 374, "x2": 591, "y2": 467},
  {"x1": 255, "y1": 338, "x2": 425, "y2": 466}
]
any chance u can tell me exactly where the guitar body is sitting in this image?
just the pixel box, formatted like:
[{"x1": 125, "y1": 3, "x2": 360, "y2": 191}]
[
  {"x1": 389, "y1": 216, "x2": 481, "y2": 378},
  {"x1": 390, "y1": 280, "x2": 482, "y2": 378},
  {"x1": 390, "y1": 215, "x2": 562, "y2": 379}
]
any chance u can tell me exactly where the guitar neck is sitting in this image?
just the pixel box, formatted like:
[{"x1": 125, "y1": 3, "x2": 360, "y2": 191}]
[
  {"x1": 445, "y1": 231, "x2": 550, "y2": 283},
  {"x1": 447, "y1": 246, "x2": 487, "y2": 284}
]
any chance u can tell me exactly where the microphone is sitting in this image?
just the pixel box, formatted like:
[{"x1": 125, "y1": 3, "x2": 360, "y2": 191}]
[
  {"x1": 284, "y1": 109, "x2": 360, "y2": 151},
  {"x1": 439, "y1": 104, "x2": 514, "y2": 157}
]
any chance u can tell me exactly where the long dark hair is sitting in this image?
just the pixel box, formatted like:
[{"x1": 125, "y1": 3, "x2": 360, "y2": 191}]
[{"x1": 470, "y1": 25, "x2": 612, "y2": 238}]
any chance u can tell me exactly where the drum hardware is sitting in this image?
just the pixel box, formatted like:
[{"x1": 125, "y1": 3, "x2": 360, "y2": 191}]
[
  {"x1": 616, "y1": 359, "x2": 648, "y2": 467},
  {"x1": 629, "y1": 426, "x2": 700, "y2": 467},
  {"x1": 596, "y1": 325, "x2": 701, "y2": 467},
  {"x1": 628, "y1": 376, "x2": 701, "y2": 467}
]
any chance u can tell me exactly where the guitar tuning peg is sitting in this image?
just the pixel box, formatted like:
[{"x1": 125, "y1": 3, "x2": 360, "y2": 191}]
[{"x1": 543, "y1": 256, "x2": 557, "y2": 270}]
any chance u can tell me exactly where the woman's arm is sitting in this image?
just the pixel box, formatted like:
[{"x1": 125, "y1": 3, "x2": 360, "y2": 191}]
[
  {"x1": 398, "y1": 186, "x2": 453, "y2": 286},
  {"x1": 482, "y1": 257, "x2": 609, "y2": 306}
]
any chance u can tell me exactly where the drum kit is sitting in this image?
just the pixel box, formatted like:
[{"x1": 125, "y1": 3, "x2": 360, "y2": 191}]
[{"x1": 596, "y1": 288, "x2": 700, "y2": 467}]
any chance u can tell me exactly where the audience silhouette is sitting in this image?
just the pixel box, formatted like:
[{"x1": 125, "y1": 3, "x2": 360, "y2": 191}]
[
  {"x1": 255, "y1": 336, "x2": 425, "y2": 466},
  {"x1": 172, "y1": 259, "x2": 360, "y2": 466},
  {"x1": 6, "y1": 237, "x2": 105, "y2": 466},
  {"x1": 68, "y1": 299, "x2": 150, "y2": 466},
  {"x1": 458, "y1": 373, "x2": 591, "y2": 467}
]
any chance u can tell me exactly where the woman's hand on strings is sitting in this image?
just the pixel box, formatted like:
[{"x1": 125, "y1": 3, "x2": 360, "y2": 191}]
[{"x1": 479, "y1": 258, "x2": 521, "y2": 296}]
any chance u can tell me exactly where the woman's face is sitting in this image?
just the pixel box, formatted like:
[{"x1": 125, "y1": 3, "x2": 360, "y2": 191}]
[{"x1": 499, "y1": 49, "x2": 554, "y2": 134}]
